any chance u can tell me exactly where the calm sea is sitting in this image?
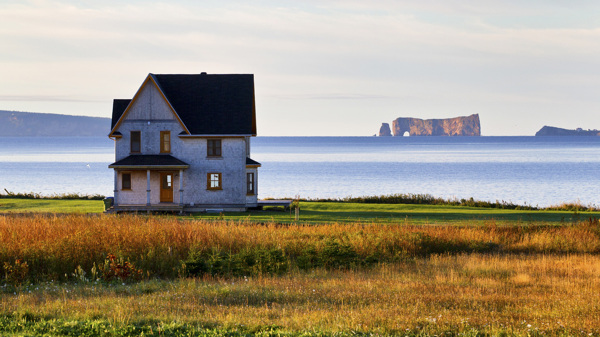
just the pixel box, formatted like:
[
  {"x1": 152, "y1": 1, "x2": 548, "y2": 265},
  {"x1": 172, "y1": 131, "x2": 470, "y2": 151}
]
[{"x1": 0, "y1": 136, "x2": 598, "y2": 207}]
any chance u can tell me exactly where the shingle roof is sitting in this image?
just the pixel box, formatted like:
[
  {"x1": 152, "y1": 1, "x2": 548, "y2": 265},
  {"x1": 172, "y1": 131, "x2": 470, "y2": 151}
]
[
  {"x1": 108, "y1": 155, "x2": 189, "y2": 169},
  {"x1": 111, "y1": 99, "x2": 131, "y2": 129},
  {"x1": 111, "y1": 73, "x2": 256, "y2": 136},
  {"x1": 246, "y1": 157, "x2": 261, "y2": 166}
]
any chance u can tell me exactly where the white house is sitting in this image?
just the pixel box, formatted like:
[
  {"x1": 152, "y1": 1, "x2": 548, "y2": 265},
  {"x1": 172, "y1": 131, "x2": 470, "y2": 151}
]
[{"x1": 108, "y1": 73, "x2": 260, "y2": 212}]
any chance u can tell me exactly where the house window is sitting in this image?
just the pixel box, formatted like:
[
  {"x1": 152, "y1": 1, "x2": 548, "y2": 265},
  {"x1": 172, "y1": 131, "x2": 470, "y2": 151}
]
[
  {"x1": 246, "y1": 172, "x2": 255, "y2": 195},
  {"x1": 207, "y1": 139, "x2": 222, "y2": 157},
  {"x1": 122, "y1": 173, "x2": 131, "y2": 190},
  {"x1": 130, "y1": 131, "x2": 141, "y2": 153},
  {"x1": 160, "y1": 131, "x2": 171, "y2": 153},
  {"x1": 207, "y1": 173, "x2": 222, "y2": 190}
]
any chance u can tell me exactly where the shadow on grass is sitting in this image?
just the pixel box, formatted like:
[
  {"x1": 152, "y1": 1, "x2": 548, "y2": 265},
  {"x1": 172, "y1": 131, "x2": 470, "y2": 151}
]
[{"x1": 189, "y1": 203, "x2": 590, "y2": 225}]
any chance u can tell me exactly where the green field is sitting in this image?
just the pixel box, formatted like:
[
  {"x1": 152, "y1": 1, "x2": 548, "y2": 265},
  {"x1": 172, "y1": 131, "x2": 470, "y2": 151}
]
[
  {"x1": 0, "y1": 197, "x2": 104, "y2": 213},
  {"x1": 202, "y1": 201, "x2": 595, "y2": 224},
  {"x1": 0, "y1": 197, "x2": 596, "y2": 224}
]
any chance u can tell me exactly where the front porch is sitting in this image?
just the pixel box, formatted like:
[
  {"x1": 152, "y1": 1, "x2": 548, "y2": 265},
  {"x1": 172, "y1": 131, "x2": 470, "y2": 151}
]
[
  {"x1": 109, "y1": 154, "x2": 190, "y2": 212},
  {"x1": 106, "y1": 203, "x2": 184, "y2": 214}
]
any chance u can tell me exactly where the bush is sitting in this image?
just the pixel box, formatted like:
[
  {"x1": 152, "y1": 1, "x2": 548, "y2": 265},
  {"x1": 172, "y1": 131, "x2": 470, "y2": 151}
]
[
  {"x1": 302, "y1": 193, "x2": 600, "y2": 211},
  {"x1": 99, "y1": 254, "x2": 143, "y2": 282},
  {"x1": 0, "y1": 189, "x2": 105, "y2": 200},
  {"x1": 319, "y1": 240, "x2": 359, "y2": 269},
  {"x1": 185, "y1": 247, "x2": 288, "y2": 277},
  {"x1": 3, "y1": 259, "x2": 29, "y2": 287}
]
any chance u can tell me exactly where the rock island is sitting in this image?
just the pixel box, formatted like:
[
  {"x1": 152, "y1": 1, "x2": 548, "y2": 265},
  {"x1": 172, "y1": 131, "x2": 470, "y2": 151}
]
[{"x1": 378, "y1": 114, "x2": 480, "y2": 136}]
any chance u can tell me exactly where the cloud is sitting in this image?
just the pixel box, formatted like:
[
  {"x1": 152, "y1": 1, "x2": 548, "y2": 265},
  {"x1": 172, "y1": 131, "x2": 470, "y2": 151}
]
[
  {"x1": 1, "y1": 0, "x2": 600, "y2": 135},
  {"x1": 270, "y1": 93, "x2": 394, "y2": 100},
  {"x1": 0, "y1": 95, "x2": 103, "y2": 102}
]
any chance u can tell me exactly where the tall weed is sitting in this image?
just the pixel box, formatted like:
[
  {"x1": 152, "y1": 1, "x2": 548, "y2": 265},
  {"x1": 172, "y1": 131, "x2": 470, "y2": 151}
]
[
  {"x1": 1, "y1": 214, "x2": 600, "y2": 283},
  {"x1": 306, "y1": 193, "x2": 600, "y2": 211}
]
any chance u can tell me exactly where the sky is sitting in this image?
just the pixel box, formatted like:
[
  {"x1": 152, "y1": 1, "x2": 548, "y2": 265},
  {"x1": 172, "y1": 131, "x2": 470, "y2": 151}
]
[{"x1": 1, "y1": 0, "x2": 600, "y2": 136}]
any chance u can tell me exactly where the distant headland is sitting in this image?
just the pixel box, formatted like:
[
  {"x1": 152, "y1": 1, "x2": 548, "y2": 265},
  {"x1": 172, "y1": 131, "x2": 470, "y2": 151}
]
[
  {"x1": 378, "y1": 114, "x2": 481, "y2": 136},
  {"x1": 0, "y1": 110, "x2": 110, "y2": 137},
  {"x1": 535, "y1": 126, "x2": 600, "y2": 136}
]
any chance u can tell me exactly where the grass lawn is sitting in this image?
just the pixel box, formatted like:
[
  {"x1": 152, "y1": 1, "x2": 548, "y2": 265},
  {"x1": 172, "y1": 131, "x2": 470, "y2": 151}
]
[
  {"x1": 0, "y1": 198, "x2": 597, "y2": 224},
  {"x1": 194, "y1": 201, "x2": 598, "y2": 224},
  {"x1": 0, "y1": 198, "x2": 104, "y2": 213}
]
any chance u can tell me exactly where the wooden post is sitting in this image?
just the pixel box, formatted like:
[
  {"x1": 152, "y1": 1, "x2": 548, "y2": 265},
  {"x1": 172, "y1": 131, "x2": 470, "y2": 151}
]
[
  {"x1": 179, "y1": 169, "x2": 184, "y2": 212},
  {"x1": 294, "y1": 195, "x2": 299, "y2": 221},
  {"x1": 146, "y1": 170, "x2": 151, "y2": 206},
  {"x1": 113, "y1": 170, "x2": 118, "y2": 206}
]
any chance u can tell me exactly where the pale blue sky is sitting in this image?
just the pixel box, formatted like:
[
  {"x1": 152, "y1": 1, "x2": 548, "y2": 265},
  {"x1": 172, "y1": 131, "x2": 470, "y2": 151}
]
[{"x1": 1, "y1": 0, "x2": 600, "y2": 135}]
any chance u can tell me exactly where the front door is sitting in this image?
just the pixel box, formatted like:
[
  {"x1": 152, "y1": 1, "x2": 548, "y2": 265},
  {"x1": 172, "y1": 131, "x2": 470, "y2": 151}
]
[{"x1": 160, "y1": 173, "x2": 173, "y2": 203}]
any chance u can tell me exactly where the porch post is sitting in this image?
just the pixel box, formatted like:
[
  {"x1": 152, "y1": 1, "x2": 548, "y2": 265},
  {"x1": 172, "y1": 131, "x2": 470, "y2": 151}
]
[
  {"x1": 113, "y1": 170, "x2": 118, "y2": 206},
  {"x1": 146, "y1": 170, "x2": 151, "y2": 206},
  {"x1": 179, "y1": 169, "x2": 184, "y2": 206}
]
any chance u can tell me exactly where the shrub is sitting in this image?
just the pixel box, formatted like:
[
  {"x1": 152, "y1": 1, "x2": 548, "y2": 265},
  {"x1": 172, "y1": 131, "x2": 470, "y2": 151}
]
[
  {"x1": 0, "y1": 190, "x2": 105, "y2": 200},
  {"x1": 302, "y1": 193, "x2": 600, "y2": 211},
  {"x1": 99, "y1": 254, "x2": 143, "y2": 282},
  {"x1": 185, "y1": 247, "x2": 289, "y2": 277},
  {"x1": 319, "y1": 239, "x2": 359, "y2": 269},
  {"x1": 3, "y1": 259, "x2": 29, "y2": 287}
]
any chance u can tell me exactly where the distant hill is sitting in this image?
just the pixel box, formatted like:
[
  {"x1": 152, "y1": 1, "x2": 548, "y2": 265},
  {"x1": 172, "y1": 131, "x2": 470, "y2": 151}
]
[
  {"x1": 0, "y1": 110, "x2": 110, "y2": 137},
  {"x1": 535, "y1": 126, "x2": 600, "y2": 136}
]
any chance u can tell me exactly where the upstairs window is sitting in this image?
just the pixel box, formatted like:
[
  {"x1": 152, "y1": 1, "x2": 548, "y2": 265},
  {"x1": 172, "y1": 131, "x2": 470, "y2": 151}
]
[
  {"x1": 160, "y1": 131, "x2": 171, "y2": 153},
  {"x1": 207, "y1": 139, "x2": 222, "y2": 157},
  {"x1": 130, "y1": 131, "x2": 141, "y2": 153},
  {"x1": 207, "y1": 172, "x2": 222, "y2": 190}
]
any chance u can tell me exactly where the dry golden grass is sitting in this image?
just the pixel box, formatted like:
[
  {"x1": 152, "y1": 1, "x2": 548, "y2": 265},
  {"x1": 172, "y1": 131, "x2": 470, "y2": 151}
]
[
  {"x1": 1, "y1": 214, "x2": 600, "y2": 280},
  {"x1": 2, "y1": 214, "x2": 600, "y2": 335},
  {"x1": 2, "y1": 254, "x2": 599, "y2": 335}
]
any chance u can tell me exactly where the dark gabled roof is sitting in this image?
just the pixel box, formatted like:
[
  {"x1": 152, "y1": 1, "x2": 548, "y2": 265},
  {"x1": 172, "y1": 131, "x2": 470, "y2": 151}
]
[
  {"x1": 111, "y1": 99, "x2": 131, "y2": 129},
  {"x1": 111, "y1": 73, "x2": 256, "y2": 136},
  {"x1": 108, "y1": 155, "x2": 189, "y2": 169},
  {"x1": 246, "y1": 157, "x2": 261, "y2": 166}
]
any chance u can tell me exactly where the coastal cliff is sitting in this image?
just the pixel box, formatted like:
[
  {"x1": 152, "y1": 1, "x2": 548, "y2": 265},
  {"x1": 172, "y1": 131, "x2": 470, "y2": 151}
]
[
  {"x1": 535, "y1": 126, "x2": 600, "y2": 136},
  {"x1": 389, "y1": 114, "x2": 480, "y2": 136}
]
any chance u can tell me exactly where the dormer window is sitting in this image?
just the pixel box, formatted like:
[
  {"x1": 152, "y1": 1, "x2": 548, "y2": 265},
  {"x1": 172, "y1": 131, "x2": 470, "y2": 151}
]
[
  {"x1": 207, "y1": 139, "x2": 222, "y2": 157},
  {"x1": 130, "y1": 131, "x2": 141, "y2": 153},
  {"x1": 160, "y1": 131, "x2": 171, "y2": 153}
]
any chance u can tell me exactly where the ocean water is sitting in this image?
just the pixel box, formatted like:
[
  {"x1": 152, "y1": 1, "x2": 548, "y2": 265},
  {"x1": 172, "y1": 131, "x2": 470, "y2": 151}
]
[{"x1": 0, "y1": 136, "x2": 598, "y2": 207}]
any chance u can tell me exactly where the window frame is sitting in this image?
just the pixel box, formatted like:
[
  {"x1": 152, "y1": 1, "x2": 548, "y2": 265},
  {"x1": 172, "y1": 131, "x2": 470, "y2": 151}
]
[
  {"x1": 207, "y1": 172, "x2": 222, "y2": 190},
  {"x1": 207, "y1": 139, "x2": 222, "y2": 158},
  {"x1": 130, "y1": 131, "x2": 141, "y2": 153},
  {"x1": 160, "y1": 131, "x2": 171, "y2": 153},
  {"x1": 246, "y1": 172, "x2": 255, "y2": 195},
  {"x1": 122, "y1": 172, "x2": 132, "y2": 190}
]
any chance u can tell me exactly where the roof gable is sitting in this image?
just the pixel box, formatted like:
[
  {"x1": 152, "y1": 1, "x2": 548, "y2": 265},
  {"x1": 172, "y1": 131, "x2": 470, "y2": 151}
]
[
  {"x1": 109, "y1": 75, "x2": 189, "y2": 136},
  {"x1": 110, "y1": 73, "x2": 256, "y2": 137}
]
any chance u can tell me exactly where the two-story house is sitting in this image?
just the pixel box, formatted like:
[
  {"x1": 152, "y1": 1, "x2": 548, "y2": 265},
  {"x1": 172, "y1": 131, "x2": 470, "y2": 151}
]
[{"x1": 108, "y1": 73, "x2": 260, "y2": 212}]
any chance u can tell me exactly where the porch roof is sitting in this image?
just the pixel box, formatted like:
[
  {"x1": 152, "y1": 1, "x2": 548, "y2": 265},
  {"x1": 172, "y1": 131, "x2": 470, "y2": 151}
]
[
  {"x1": 109, "y1": 155, "x2": 190, "y2": 170},
  {"x1": 246, "y1": 157, "x2": 261, "y2": 167}
]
